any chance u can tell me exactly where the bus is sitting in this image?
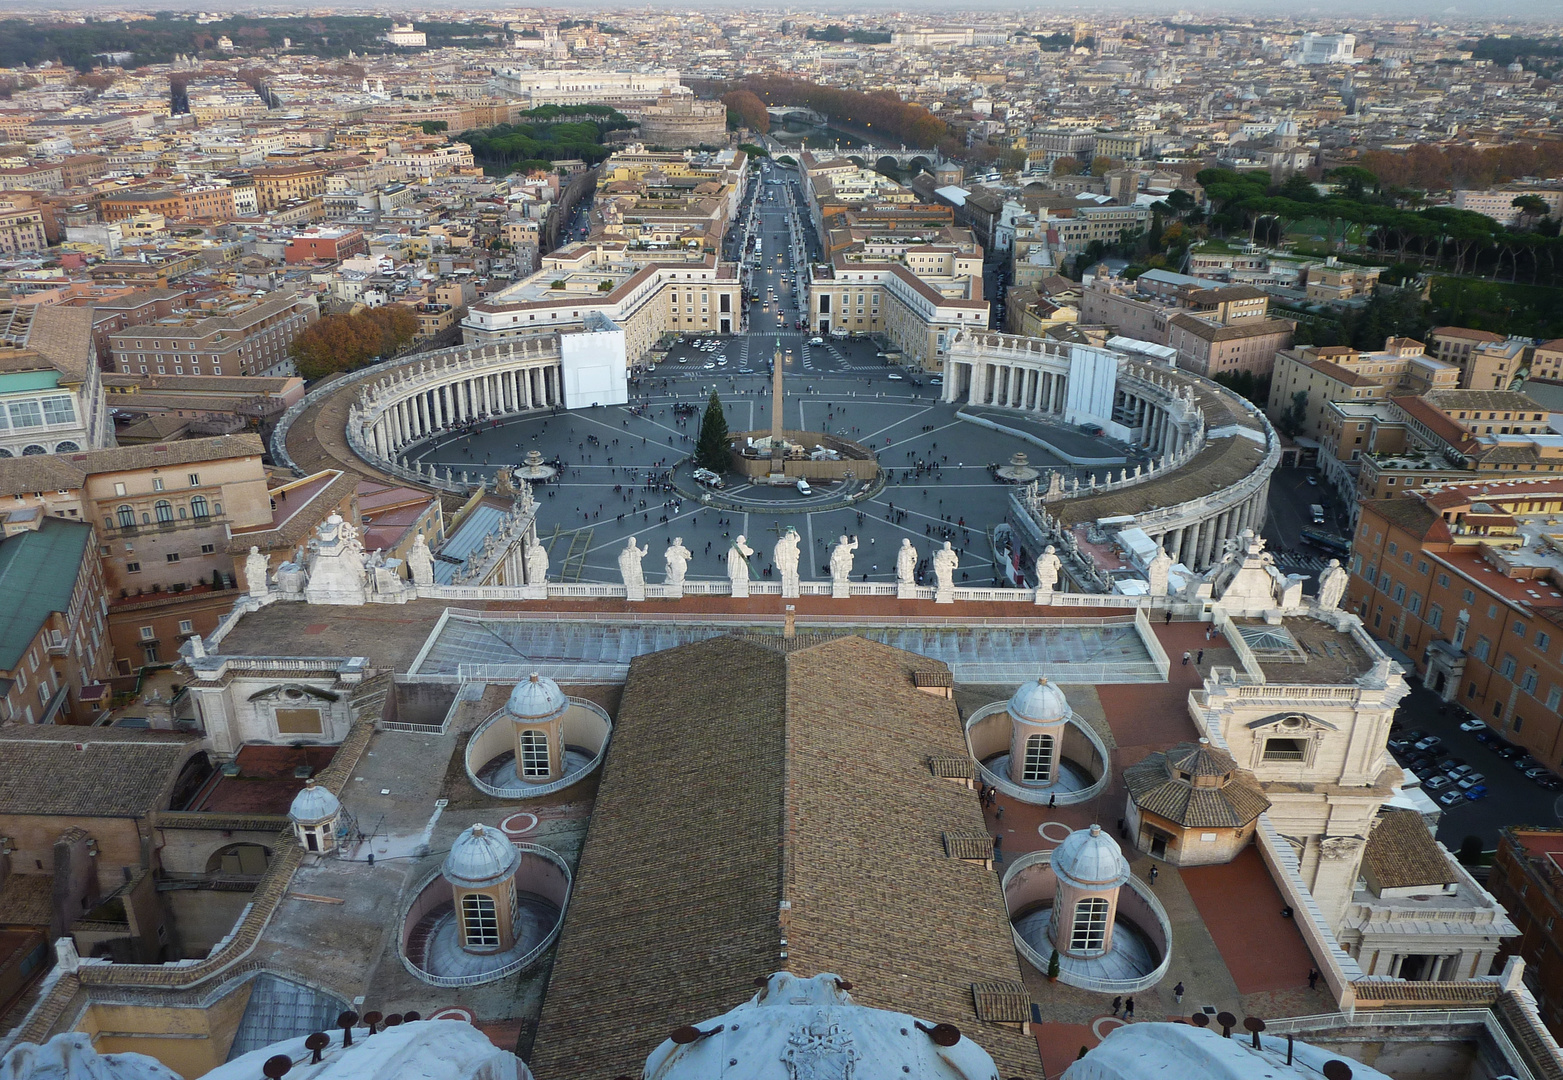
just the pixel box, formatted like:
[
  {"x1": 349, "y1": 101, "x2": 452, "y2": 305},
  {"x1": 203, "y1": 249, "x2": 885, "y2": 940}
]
[{"x1": 1300, "y1": 528, "x2": 1351, "y2": 558}]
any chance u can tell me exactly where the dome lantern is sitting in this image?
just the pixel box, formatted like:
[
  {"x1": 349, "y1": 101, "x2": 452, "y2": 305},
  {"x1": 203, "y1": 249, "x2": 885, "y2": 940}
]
[{"x1": 287, "y1": 778, "x2": 340, "y2": 854}]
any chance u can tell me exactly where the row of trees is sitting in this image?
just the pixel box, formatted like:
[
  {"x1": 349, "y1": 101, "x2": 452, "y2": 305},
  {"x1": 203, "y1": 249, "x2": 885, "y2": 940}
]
[
  {"x1": 288, "y1": 306, "x2": 418, "y2": 381},
  {"x1": 1357, "y1": 142, "x2": 1563, "y2": 196},
  {"x1": 1195, "y1": 167, "x2": 1563, "y2": 290},
  {"x1": 457, "y1": 108, "x2": 632, "y2": 175},
  {"x1": 0, "y1": 15, "x2": 496, "y2": 69},
  {"x1": 694, "y1": 76, "x2": 949, "y2": 149}
]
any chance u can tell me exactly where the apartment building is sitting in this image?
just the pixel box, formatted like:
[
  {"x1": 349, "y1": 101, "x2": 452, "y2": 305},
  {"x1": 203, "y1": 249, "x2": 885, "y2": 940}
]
[
  {"x1": 250, "y1": 164, "x2": 327, "y2": 212},
  {"x1": 1489, "y1": 828, "x2": 1563, "y2": 1040},
  {"x1": 1084, "y1": 273, "x2": 1292, "y2": 378},
  {"x1": 1322, "y1": 388, "x2": 1563, "y2": 523},
  {"x1": 283, "y1": 228, "x2": 369, "y2": 264},
  {"x1": 0, "y1": 516, "x2": 111, "y2": 725},
  {"x1": 1268, "y1": 339, "x2": 1458, "y2": 443},
  {"x1": 1348, "y1": 478, "x2": 1563, "y2": 767},
  {"x1": 0, "y1": 305, "x2": 113, "y2": 457},
  {"x1": 100, "y1": 187, "x2": 236, "y2": 224},
  {"x1": 1535, "y1": 340, "x2": 1563, "y2": 384},
  {"x1": 807, "y1": 241, "x2": 990, "y2": 371},
  {"x1": 1453, "y1": 188, "x2": 1563, "y2": 227},
  {"x1": 0, "y1": 435, "x2": 275, "y2": 662},
  {"x1": 108, "y1": 292, "x2": 318, "y2": 379},
  {"x1": 0, "y1": 207, "x2": 48, "y2": 256},
  {"x1": 463, "y1": 246, "x2": 741, "y2": 362},
  {"x1": 1428, "y1": 327, "x2": 1527, "y2": 391},
  {"x1": 1304, "y1": 262, "x2": 1382, "y2": 304}
]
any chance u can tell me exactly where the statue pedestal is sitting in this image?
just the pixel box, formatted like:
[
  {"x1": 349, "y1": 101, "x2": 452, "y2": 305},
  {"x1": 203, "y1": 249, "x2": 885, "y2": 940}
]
[
  {"x1": 781, "y1": 577, "x2": 800, "y2": 599},
  {"x1": 831, "y1": 579, "x2": 851, "y2": 599},
  {"x1": 625, "y1": 582, "x2": 645, "y2": 602},
  {"x1": 767, "y1": 472, "x2": 790, "y2": 486},
  {"x1": 934, "y1": 586, "x2": 955, "y2": 604},
  {"x1": 1034, "y1": 587, "x2": 1054, "y2": 606},
  {"x1": 521, "y1": 583, "x2": 548, "y2": 600},
  {"x1": 897, "y1": 582, "x2": 917, "y2": 600},
  {"x1": 731, "y1": 579, "x2": 750, "y2": 599}
]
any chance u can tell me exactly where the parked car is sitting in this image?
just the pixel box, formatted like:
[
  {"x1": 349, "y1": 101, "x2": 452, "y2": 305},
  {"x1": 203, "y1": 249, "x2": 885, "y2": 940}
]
[
  {"x1": 1439, "y1": 790, "x2": 1465, "y2": 807},
  {"x1": 1387, "y1": 737, "x2": 1412, "y2": 753},
  {"x1": 1405, "y1": 729, "x2": 1427, "y2": 743},
  {"x1": 1536, "y1": 776, "x2": 1562, "y2": 790},
  {"x1": 796, "y1": 478, "x2": 811, "y2": 495},
  {"x1": 1457, "y1": 772, "x2": 1486, "y2": 790},
  {"x1": 887, "y1": 372, "x2": 904, "y2": 380},
  {"x1": 1446, "y1": 763, "x2": 1473, "y2": 778},
  {"x1": 1413, "y1": 736, "x2": 1442, "y2": 751},
  {"x1": 1424, "y1": 775, "x2": 1453, "y2": 791},
  {"x1": 1514, "y1": 755, "x2": 1539, "y2": 771},
  {"x1": 1473, "y1": 730, "x2": 1497, "y2": 745},
  {"x1": 1459, "y1": 719, "x2": 1486, "y2": 733},
  {"x1": 1464, "y1": 785, "x2": 1488, "y2": 800},
  {"x1": 1495, "y1": 743, "x2": 1524, "y2": 759},
  {"x1": 1524, "y1": 766, "x2": 1552, "y2": 780}
]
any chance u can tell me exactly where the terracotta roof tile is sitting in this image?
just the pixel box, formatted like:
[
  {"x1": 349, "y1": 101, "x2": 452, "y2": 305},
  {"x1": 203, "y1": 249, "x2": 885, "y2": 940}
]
[
  {"x1": 1362, "y1": 810, "x2": 1455, "y2": 890},
  {"x1": 529, "y1": 635, "x2": 1039, "y2": 1080}
]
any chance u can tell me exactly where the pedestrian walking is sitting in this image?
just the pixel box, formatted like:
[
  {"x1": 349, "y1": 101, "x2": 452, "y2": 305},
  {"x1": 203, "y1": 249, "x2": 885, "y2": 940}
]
[
  {"x1": 1165, "y1": 611, "x2": 1173, "y2": 625},
  {"x1": 1182, "y1": 650, "x2": 1191, "y2": 666},
  {"x1": 1048, "y1": 792, "x2": 1057, "y2": 809},
  {"x1": 1196, "y1": 649, "x2": 1204, "y2": 664},
  {"x1": 1148, "y1": 865, "x2": 1159, "y2": 886},
  {"x1": 1124, "y1": 997, "x2": 1134, "y2": 1021},
  {"x1": 1173, "y1": 982, "x2": 1184, "y2": 1005},
  {"x1": 1307, "y1": 968, "x2": 1320, "y2": 990},
  {"x1": 1110, "y1": 996, "x2": 1122, "y2": 1017}
]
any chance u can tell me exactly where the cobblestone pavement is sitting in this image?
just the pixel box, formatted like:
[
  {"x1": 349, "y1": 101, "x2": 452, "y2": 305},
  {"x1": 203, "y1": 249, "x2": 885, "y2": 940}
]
[{"x1": 404, "y1": 368, "x2": 1115, "y2": 584}]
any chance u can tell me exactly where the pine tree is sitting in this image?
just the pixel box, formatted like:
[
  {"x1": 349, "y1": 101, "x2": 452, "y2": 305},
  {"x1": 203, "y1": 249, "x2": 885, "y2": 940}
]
[{"x1": 695, "y1": 390, "x2": 730, "y2": 473}]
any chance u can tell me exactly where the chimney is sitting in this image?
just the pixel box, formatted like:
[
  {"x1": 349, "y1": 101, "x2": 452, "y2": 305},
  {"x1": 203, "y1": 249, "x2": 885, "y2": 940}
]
[{"x1": 784, "y1": 605, "x2": 796, "y2": 638}]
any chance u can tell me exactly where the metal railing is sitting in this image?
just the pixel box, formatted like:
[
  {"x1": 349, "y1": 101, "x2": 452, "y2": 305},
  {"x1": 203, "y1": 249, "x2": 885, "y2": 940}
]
[
  {"x1": 1001, "y1": 850, "x2": 1173, "y2": 994},
  {"x1": 966, "y1": 703, "x2": 1113, "y2": 808},
  {"x1": 396, "y1": 844, "x2": 571, "y2": 989},
  {"x1": 461, "y1": 699, "x2": 613, "y2": 800}
]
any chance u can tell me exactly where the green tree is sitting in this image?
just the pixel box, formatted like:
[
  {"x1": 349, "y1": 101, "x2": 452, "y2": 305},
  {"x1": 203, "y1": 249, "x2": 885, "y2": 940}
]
[
  {"x1": 695, "y1": 389, "x2": 731, "y2": 473},
  {"x1": 1513, "y1": 194, "x2": 1550, "y2": 230},
  {"x1": 419, "y1": 120, "x2": 448, "y2": 135},
  {"x1": 1326, "y1": 165, "x2": 1378, "y2": 200},
  {"x1": 1277, "y1": 390, "x2": 1309, "y2": 438},
  {"x1": 1052, "y1": 157, "x2": 1083, "y2": 177}
]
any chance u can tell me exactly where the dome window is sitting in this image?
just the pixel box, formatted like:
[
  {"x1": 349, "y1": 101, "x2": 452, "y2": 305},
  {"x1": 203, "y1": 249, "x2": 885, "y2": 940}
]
[{"x1": 1022, "y1": 733, "x2": 1054, "y2": 783}]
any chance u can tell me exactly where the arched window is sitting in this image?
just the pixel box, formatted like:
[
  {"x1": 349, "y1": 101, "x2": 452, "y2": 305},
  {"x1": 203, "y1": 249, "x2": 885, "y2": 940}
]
[
  {"x1": 154, "y1": 500, "x2": 173, "y2": 523},
  {"x1": 117, "y1": 505, "x2": 135, "y2": 528},
  {"x1": 519, "y1": 729, "x2": 549, "y2": 778},
  {"x1": 21, "y1": 445, "x2": 45, "y2": 456},
  {"x1": 0, "y1": 449, "x2": 11, "y2": 458},
  {"x1": 54, "y1": 441, "x2": 79, "y2": 453},
  {"x1": 460, "y1": 892, "x2": 499, "y2": 948},
  {"x1": 1023, "y1": 733, "x2": 1054, "y2": 783},
  {"x1": 191, "y1": 495, "x2": 209, "y2": 518},
  {"x1": 1070, "y1": 896, "x2": 1109, "y2": 954}
]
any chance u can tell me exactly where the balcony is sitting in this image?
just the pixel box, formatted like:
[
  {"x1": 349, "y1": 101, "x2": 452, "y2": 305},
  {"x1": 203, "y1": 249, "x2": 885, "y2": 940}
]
[{"x1": 105, "y1": 513, "x2": 226, "y2": 537}]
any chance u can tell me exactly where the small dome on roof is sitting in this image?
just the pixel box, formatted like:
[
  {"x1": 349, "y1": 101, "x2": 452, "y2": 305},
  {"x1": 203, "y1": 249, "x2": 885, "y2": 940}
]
[
  {"x1": 288, "y1": 778, "x2": 340, "y2": 825},
  {"x1": 506, "y1": 672, "x2": 566, "y2": 722},
  {"x1": 1052, "y1": 824, "x2": 1130, "y2": 890},
  {"x1": 1008, "y1": 677, "x2": 1068, "y2": 724},
  {"x1": 443, "y1": 824, "x2": 520, "y2": 888}
]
